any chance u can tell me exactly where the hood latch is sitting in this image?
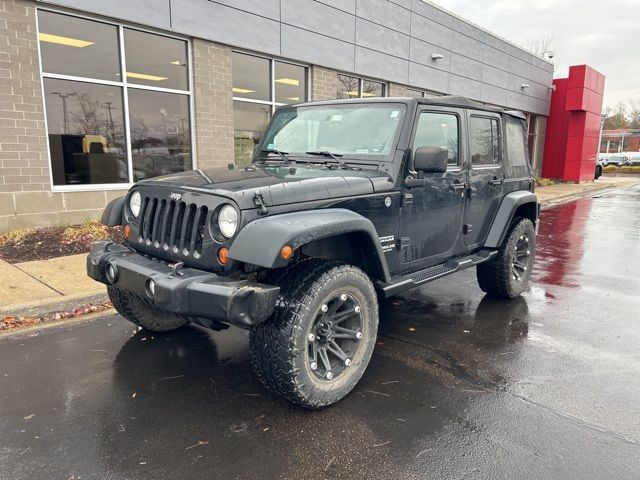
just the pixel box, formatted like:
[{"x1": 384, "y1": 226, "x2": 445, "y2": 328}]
[{"x1": 253, "y1": 191, "x2": 268, "y2": 215}]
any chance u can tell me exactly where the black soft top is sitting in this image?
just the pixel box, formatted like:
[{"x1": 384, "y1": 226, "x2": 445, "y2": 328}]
[{"x1": 294, "y1": 95, "x2": 526, "y2": 120}]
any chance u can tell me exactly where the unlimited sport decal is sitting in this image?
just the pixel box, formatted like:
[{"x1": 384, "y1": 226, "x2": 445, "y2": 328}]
[{"x1": 379, "y1": 235, "x2": 395, "y2": 252}]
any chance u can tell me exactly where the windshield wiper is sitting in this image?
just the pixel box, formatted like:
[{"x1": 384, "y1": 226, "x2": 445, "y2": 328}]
[
  {"x1": 258, "y1": 148, "x2": 292, "y2": 164},
  {"x1": 305, "y1": 151, "x2": 354, "y2": 170}
]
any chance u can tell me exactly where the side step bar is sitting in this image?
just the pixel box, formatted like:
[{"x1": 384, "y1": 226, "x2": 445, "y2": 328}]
[{"x1": 377, "y1": 249, "x2": 498, "y2": 298}]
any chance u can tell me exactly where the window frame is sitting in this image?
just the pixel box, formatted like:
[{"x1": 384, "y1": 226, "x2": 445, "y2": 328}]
[
  {"x1": 468, "y1": 114, "x2": 502, "y2": 168},
  {"x1": 36, "y1": 7, "x2": 196, "y2": 192},
  {"x1": 410, "y1": 108, "x2": 462, "y2": 170}
]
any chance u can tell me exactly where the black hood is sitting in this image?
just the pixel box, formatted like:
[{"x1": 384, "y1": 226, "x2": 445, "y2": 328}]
[{"x1": 138, "y1": 164, "x2": 395, "y2": 209}]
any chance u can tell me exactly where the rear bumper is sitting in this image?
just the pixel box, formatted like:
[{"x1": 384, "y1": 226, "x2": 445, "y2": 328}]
[{"x1": 87, "y1": 241, "x2": 280, "y2": 328}]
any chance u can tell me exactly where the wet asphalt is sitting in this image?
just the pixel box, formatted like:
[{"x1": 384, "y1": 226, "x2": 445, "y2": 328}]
[{"x1": 2, "y1": 186, "x2": 640, "y2": 480}]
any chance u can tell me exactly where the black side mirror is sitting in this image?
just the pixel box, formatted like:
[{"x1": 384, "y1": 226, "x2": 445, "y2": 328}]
[{"x1": 414, "y1": 146, "x2": 448, "y2": 173}]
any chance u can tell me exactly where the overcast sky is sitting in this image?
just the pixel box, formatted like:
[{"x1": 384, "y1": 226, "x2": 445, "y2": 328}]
[{"x1": 432, "y1": 0, "x2": 640, "y2": 109}]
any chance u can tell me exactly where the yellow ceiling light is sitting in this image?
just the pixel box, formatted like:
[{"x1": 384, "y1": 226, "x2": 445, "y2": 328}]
[
  {"x1": 361, "y1": 91, "x2": 377, "y2": 97},
  {"x1": 275, "y1": 78, "x2": 300, "y2": 86},
  {"x1": 287, "y1": 97, "x2": 300, "y2": 101},
  {"x1": 170, "y1": 60, "x2": 185, "y2": 66},
  {"x1": 233, "y1": 87, "x2": 256, "y2": 94},
  {"x1": 39, "y1": 33, "x2": 94, "y2": 48},
  {"x1": 126, "y1": 72, "x2": 168, "y2": 82},
  {"x1": 345, "y1": 91, "x2": 360, "y2": 97}
]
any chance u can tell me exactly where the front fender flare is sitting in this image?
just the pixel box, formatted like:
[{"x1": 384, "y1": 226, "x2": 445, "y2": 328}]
[
  {"x1": 101, "y1": 197, "x2": 125, "y2": 226},
  {"x1": 228, "y1": 209, "x2": 391, "y2": 281},
  {"x1": 484, "y1": 191, "x2": 538, "y2": 248}
]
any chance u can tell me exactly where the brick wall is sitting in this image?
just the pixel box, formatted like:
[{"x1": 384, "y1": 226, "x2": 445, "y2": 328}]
[
  {"x1": 192, "y1": 39, "x2": 234, "y2": 168},
  {"x1": 311, "y1": 66, "x2": 337, "y2": 101},
  {"x1": 0, "y1": 0, "x2": 48, "y2": 194},
  {"x1": 388, "y1": 83, "x2": 407, "y2": 97}
]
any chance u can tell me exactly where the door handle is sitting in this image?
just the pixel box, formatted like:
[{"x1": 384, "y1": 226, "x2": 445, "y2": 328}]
[
  {"x1": 450, "y1": 181, "x2": 467, "y2": 191},
  {"x1": 489, "y1": 177, "x2": 504, "y2": 186}
]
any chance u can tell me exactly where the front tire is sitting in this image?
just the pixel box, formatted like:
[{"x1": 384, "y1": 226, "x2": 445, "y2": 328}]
[
  {"x1": 107, "y1": 285, "x2": 188, "y2": 332},
  {"x1": 477, "y1": 218, "x2": 536, "y2": 299},
  {"x1": 249, "y1": 260, "x2": 379, "y2": 409}
]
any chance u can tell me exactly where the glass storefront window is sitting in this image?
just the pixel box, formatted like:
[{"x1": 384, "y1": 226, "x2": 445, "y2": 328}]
[
  {"x1": 38, "y1": 10, "x2": 120, "y2": 81},
  {"x1": 362, "y1": 79, "x2": 385, "y2": 98},
  {"x1": 232, "y1": 52, "x2": 271, "y2": 101},
  {"x1": 337, "y1": 74, "x2": 360, "y2": 99},
  {"x1": 232, "y1": 52, "x2": 308, "y2": 164},
  {"x1": 233, "y1": 101, "x2": 271, "y2": 165},
  {"x1": 406, "y1": 89, "x2": 424, "y2": 98},
  {"x1": 337, "y1": 75, "x2": 386, "y2": 99},
  {"x1": 128, "y1": 89, "x2": 191, "y2": 181},
  {"x1": 274, "y1": 61, "x2": 306, "y2": 104},
  {"x1": 123, "y1": 29, "x2": 189, "y2": 90},
  {"x1": 44, "y1": 78, "x2": 127, "y2": 185},
  {"x1": 38, "y1": 10, "x2": 193, "y2": 188}
]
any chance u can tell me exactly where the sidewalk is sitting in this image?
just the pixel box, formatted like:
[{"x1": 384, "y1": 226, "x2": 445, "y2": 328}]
[
  {"x1": 2, "y1": 174, "x2": 639, "y2": 321},
  {"x1": 0, "y1": 254, "x2": 106, "y2": 318},
  {"x1": 536, "y1": 175, "x2": 640, "y2": 208}
]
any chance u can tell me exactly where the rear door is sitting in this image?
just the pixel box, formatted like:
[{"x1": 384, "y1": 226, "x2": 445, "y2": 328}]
[{"x1": 463, "y1": 112, "x2": 504, "y2": 246}]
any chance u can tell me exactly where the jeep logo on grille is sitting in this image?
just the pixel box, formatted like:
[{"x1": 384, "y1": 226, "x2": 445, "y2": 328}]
[{"x1": 169, "y1": 192, "x2": 182, "y2": 201}]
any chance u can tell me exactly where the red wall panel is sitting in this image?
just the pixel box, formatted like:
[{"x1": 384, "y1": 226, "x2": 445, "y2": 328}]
[{"x1": 542, "y1": 65, "x2": 605, "y2": 182}]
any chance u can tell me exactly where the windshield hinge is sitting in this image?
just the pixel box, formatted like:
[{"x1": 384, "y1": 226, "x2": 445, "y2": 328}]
[{"x1": 253, "y1": 191, "x2": 268, "y2": 215}]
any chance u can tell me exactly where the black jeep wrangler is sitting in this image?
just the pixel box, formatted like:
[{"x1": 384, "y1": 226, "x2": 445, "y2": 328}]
[{"x1": 88, "y1": 96, "x2": 539, "y2": 408}]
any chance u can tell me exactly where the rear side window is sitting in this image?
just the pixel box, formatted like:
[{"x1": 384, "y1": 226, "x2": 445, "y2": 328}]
[
  {"x1": 469, "y1": 116, "x2": 500, "y2": 165},
  {"x1": 504, "y1": 120, "x2": 530, "y2": 177},
  {"x1": 413, "y1": 112, "x2": 459, "y2": 165}
]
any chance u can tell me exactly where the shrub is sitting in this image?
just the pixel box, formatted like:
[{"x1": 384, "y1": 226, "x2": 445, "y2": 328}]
[
  {"x1": 0, "y1": 227, "x2": 35, "y2": 246},
  {"x1": 603, "y1": 165, "x2": 618, "y2": 173},
  {"x1": 535, "y1": 177, "x2": 557, "y2": 187},
  {"x1": 619, "y1": 166, "x2": 640, "y2": 174},
  {"x1": 61, "y1": 219, "x2": 111, "y2": 248}
]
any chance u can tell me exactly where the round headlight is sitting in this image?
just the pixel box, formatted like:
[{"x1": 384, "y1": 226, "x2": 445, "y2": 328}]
[
  {"x1": 129, "y1": 191, "x2": 141, "y2": 217},
  {"x1": 218, "y1": 204, "x2": 239, "y2": 238}
]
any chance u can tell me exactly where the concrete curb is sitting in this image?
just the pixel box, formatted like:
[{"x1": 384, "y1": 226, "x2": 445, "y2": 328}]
[{"x1": 1, "y1": 290, "x2": 109, "y2": 319}]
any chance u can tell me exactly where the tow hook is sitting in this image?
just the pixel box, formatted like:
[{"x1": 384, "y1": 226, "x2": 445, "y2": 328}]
[{"x1": 253, "y1": 191, "x2": 268, "y2": 215}]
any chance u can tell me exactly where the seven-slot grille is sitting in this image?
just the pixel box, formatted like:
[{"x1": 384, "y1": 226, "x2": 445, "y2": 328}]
[{"x1": 138, "y1": 196, "x2": 208, "y2": 257}]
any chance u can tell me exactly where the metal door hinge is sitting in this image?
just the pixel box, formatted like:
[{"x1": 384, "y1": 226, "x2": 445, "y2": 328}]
[
  {"x1": 396, "y1": 237, "x2": 411, "y2": 250},
  {"x1": 463, "y1": 224, "x2": 473, "y2": 235},
  {"x1": 401, "y1": 192, "x2": 413, "y2": 206},
  {"x1": 253, "y1": 191, "x2": 268, "y2": 215}
]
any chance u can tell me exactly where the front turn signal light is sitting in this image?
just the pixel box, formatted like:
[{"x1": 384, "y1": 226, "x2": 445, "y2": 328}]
[
  {"x1": 123, "y1": 224, "x2": 131, "y2": 239},
  {"x1": 218, "y1": 247, "x2": 229, "y2": 265},
  {"x1": 280, "y1": 245, "x2": 293, "y2": 260}
]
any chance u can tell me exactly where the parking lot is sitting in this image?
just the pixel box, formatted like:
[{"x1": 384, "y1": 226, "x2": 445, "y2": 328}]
[{"x1": 2, "y1": 186, "x2": 639, "y2": 479}]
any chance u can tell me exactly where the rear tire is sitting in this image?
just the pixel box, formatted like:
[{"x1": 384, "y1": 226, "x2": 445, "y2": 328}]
[
  {"x1": 477, "y1": 218, "x2": 536, "y2": 299},
  {"x1": 249, "y1": 259, "x2": 378, "y2": 409},
  {"x1": 107, "y1": 285, "x2": 188, "y2": 332}
]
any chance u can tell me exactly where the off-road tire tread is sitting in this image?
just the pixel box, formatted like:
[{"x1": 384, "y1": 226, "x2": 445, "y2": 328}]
[
  {"x1": 249, "y1": 259, "x2": 378, "y2": 409},
  {"x1": 477, "y1": 217, "x2": 535, "y2": 299},
  {"x1": 107, "y1": 285, "x2": 188, "y2": 332}
]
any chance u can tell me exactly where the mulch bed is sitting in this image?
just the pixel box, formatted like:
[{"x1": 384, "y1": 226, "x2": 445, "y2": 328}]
[
  {"x1": 1, "y1": 300, "x2": 113, "y2": 332},
  {"x1": 0, "y1": 224, "x2": 123, "y2": 264}
]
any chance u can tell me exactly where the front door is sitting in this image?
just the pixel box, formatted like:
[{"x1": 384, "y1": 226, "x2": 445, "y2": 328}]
[
  {"x1": 397, "y1": 108, "x2": 466, "y2": 268},
  {"x1": 463, "y1": 112, "x2": 504, "y2": 246}
]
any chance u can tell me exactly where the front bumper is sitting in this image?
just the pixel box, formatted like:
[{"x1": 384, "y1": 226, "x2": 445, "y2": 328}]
[{"x1": 87, "y1": 241, "x2": 280, "y2": 328}]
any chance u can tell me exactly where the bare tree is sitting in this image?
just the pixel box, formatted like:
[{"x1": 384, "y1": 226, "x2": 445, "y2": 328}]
[
  {"x1": 525, "y1": 34, "x2": 553, "y2": 59},
  {"x1": 628, "y1": 100, "x2": 640, "y2": 129}
]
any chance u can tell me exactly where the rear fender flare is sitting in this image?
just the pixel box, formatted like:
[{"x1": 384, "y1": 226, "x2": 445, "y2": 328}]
[
  {"x1": 227, "y1": 209, "x2": 391, "y2": 282},
  {"x1": 484, "y1": 191, "x2": 538, "y2": 248}
]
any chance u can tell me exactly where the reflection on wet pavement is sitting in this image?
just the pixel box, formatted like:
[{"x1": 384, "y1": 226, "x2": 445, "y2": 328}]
[{"x1": 1, "y1": 186, "x2": 639, "y2": 479}]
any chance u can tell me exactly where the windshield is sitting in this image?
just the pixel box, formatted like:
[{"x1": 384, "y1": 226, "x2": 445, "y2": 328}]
[{"x1": 258, "y1": 103, "x2": 407, "y2": 161}]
